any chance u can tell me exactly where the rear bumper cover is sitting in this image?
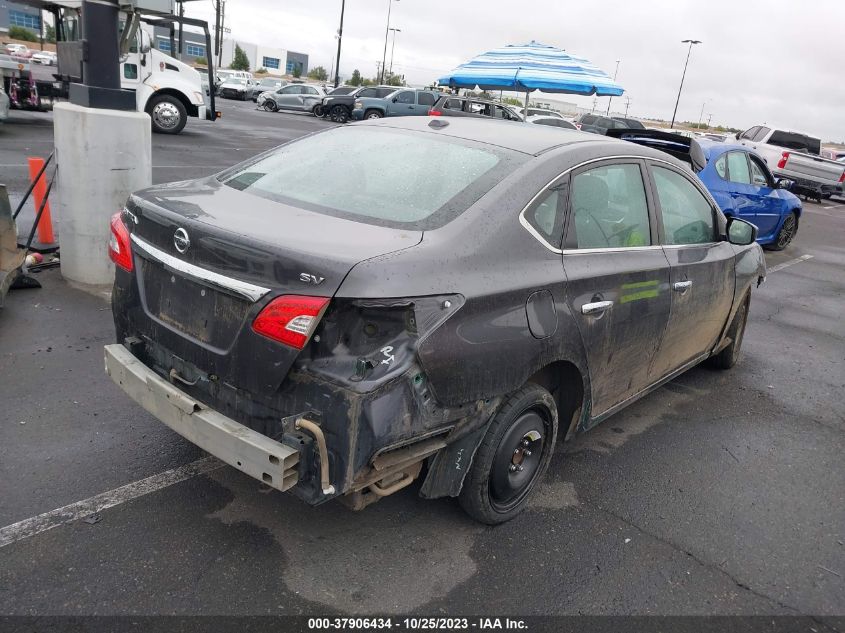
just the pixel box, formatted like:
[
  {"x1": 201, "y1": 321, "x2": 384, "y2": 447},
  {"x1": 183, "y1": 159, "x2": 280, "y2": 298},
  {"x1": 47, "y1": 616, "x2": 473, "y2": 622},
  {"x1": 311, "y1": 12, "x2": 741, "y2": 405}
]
[{"x1": 104, "y1": 343, "x2": 300, "y2": 492}]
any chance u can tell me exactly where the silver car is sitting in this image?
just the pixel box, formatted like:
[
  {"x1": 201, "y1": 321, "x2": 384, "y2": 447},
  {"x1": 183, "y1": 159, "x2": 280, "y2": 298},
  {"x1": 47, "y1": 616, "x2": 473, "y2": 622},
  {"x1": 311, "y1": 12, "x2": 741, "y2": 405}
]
[
  {"x1": 262, "y1": 84, "x2": 326, "y2": 114},
  {"x1": 252, "y1": 78, "x2": 286, "y2": 102},
  {"x1": 0, "y1": 84, "x2": 9, "y2": 122}
]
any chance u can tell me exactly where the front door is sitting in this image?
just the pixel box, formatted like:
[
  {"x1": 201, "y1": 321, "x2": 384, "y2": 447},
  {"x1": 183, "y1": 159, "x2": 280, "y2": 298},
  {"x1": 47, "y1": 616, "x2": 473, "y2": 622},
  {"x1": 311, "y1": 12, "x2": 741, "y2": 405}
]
[
  {"x1": 562, "y1": 160, "x2": 672, "y2": 417},
  {"x1": 387, "y1": 90, "x2": 416, "y2": 116},
  {"x1": 647, "y1": 162, "x2": 735, "y2": 379}
]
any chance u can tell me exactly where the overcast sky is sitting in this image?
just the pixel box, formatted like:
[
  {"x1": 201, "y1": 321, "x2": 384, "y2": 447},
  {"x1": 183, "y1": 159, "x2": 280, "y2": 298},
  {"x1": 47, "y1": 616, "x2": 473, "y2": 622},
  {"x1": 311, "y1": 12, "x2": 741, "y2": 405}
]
[{"x1": 188, "y1": 0, "x2": 843, "y2": 141}]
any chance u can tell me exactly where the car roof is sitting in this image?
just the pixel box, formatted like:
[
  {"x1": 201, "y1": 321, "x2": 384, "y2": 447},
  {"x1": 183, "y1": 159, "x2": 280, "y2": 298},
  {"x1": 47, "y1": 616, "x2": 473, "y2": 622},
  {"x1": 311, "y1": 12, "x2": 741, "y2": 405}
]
[{"x1": 355, "y1": 116, "x2": 689, "y2": 163}]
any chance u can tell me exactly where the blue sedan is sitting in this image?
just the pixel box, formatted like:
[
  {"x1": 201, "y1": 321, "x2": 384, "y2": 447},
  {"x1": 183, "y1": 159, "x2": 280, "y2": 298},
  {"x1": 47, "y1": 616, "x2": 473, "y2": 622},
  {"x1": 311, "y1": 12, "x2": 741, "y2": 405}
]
[
  {"x1": 697, "y1": 141, "x2": 802, "y2": 250},
  {"x1": 607, "y1": 130, "x2": 802, "y2": 250}
]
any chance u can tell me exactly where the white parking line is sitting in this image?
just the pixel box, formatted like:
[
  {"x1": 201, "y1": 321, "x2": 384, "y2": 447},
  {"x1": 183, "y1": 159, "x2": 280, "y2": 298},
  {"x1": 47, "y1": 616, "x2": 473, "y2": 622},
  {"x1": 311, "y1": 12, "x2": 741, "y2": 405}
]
[
  {"x1": 767, "y1": 254, "x2": 814, "y2": 274},
  {"x1": 0, "y1": 456, "x2": 222, "y2": 549}
]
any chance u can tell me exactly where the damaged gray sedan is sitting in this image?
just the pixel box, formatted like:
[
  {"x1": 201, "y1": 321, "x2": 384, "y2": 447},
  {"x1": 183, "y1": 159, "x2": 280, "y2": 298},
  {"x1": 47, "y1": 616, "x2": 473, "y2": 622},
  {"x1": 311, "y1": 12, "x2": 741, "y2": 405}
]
[{"x1": 104, "y1": 118, "x2": 765, "y2": 524}]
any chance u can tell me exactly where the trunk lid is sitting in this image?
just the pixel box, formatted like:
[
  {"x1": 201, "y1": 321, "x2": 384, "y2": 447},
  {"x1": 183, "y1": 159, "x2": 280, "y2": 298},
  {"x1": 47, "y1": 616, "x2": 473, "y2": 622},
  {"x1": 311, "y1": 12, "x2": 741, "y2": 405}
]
[
  {"x1": 605, "y1": 128, "x2": 707, "y2": 172},
  {"x1": 123, "y1": 177, "x2": 422, "y2": 393}
]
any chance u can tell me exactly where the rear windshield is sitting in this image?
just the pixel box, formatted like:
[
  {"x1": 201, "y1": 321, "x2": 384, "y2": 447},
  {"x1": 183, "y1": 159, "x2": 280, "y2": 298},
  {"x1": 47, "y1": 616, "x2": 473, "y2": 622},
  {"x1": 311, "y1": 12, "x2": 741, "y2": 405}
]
[
  {"x1": 768, "y1": 130, "x2": 821, "y2": 155},
  {"x1": 219, "y1": 126, "x2": 524, "y2": 230}
]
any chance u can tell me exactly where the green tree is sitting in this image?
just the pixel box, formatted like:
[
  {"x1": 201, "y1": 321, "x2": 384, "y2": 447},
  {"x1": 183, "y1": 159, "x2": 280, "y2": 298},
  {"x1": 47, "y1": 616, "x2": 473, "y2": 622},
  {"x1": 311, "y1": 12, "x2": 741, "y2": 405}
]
[
  {"x1": 193, "y1": 56, "x2": 208, "y2": 66},
  {"x1": 292, "y1": 65, "x2": 302, "y2": 79},
  {"x1": 44, "y1": 24, "x2": 56, "y2": 43},
  {"x1": 383, "y1": 71, "x2": 404, "y2": 86},
  {"x1": 9, "y1": 26, "x2": 38, "y2": 42},
  {"x1": 229, "y1": 44, "x2": 250, "y2": 71},
  {"x1": 349, "y1": 69, "x2": 362, "y2": 86},
  {"x1": 307, "y1": 65, "x2": 328, "y2": 81}
]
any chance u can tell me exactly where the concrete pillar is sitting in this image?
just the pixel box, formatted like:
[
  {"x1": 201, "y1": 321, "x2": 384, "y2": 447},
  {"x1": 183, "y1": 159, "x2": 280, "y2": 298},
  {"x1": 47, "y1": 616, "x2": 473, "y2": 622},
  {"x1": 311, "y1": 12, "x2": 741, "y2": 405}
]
[{"x1": 53, "y1": 103, "x2": 151, "y2": 286}]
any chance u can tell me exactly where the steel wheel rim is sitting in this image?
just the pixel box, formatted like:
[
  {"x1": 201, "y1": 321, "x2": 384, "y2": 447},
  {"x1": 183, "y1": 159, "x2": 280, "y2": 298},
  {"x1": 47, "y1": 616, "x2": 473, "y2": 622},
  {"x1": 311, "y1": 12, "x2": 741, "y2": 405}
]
[
  {"x1": 778, "y1": 215, "x2": 796, "y2": 248},
  {"x1": 489, "y1": 410, "x2": 548, "y2": 512},
  {"x1": 366, "y1": 112, "x2": 381, "y2": 119},
  {"x1": 152, "y1": 102, "x2": 180, "y2": 130}
]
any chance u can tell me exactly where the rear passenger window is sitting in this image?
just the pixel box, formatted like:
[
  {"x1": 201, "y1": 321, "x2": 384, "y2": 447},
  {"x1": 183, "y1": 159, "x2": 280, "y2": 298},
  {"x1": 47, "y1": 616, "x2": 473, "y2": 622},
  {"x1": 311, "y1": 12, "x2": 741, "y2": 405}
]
[
  {"x1": 727, "y1": 152, "x2": 751, "y2": 184},
  {"x1": 652, "y1": 166, "x2": 716, "y2": 245},
  {"x1": 444, "y1": 98, "x2": 462, "y2": 109},
  {"x1": 570, "y1": 164, "x2": 651, "y2": 249},
  {"x1": 417, "y1": 92, "x2": 435, "y2": 106}
]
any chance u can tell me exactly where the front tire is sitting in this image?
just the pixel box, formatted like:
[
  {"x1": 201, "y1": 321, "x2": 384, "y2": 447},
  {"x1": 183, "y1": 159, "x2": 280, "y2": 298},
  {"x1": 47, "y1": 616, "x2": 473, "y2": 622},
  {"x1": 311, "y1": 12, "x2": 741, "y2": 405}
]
[
  {"x1": 765, "y1": 211, "x2": 798, "y2": 251},
  {"x1": 364, "y1": 109, "x2": 383, "y2": 120},
  {"x1": 459, "y1": 384, "x2": 558, "y2": 525},
  {"x1": 146, "y1": 94, "x2": 187, "y2": 135},
  {"x1": 709, "y1": 295, "x2": 749, "y2": 370},
  {"x1": 263, "y1": 100, "x2": 278, "y2": 112},
  {"x1": 329, "y1": 105, "x2": 349, "y2": 123}
]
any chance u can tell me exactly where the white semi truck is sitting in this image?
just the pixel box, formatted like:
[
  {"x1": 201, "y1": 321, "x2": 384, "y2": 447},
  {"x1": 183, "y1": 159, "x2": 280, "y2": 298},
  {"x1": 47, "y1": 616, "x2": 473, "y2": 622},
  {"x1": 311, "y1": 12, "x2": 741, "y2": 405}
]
[{"x1": 8, "y1": 0, "x2": 218, "y2": 134}]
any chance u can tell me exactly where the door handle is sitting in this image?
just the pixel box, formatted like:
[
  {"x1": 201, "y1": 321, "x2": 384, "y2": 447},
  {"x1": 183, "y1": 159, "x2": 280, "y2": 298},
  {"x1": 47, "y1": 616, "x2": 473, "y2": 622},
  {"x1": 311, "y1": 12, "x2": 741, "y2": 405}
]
[
  {"x1": 673, "y1": 281, "x2": 692, "y2": 292},
  {"x1": 581, "y1": 300, "x2": 613, "y2": 315}
]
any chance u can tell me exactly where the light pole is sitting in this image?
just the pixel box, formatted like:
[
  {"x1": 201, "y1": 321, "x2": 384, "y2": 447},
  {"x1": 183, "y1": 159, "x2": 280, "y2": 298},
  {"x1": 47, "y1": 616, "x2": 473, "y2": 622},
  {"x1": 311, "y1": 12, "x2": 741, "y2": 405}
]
[
  {"x1": 333, "y1": 0, "x2": 345, "y2": 88},
  {"x1": 624, "y1": 95, "x2": 631, "y2": 117},
  {"x1": 388, "y1": 27, "x2": 401, "y2": 75},
  {"x1": 697, "y1": 99, "x2": 707, "y2": 130},
  {"x1": 670, "y1": 39, "x2": 701, "y2": 129},
  {"x1": 605, "y1": 59, "x2": 620, "y2": 116},
  {"x1": 380, "y1": 0, "x2": 398, "y2": 84}
]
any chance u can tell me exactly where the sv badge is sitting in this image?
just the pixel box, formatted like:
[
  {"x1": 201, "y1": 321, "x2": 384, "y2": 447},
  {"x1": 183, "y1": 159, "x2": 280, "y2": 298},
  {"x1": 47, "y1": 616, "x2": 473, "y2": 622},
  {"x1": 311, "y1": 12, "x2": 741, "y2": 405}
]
[{"x1": 299, "y1": 273, "x2": 325, "y2": 285}]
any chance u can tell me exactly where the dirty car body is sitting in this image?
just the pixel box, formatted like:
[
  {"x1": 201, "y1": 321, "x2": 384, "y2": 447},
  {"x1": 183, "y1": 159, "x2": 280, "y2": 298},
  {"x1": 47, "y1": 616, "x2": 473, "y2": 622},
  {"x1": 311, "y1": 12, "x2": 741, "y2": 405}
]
[{"x1": 106, "y1": 118, "x2": 765, "y2": 523}]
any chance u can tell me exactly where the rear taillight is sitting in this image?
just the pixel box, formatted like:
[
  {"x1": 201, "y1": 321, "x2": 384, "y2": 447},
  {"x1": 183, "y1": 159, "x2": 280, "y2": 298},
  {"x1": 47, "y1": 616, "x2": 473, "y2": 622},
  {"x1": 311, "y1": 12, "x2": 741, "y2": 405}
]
[
  {"x1": 108, "y1": 212, "x2": 133, "y2": 272},
  {"x1": 429, "y1": 109, "x2": 442, "y2": 116},
  {"x1": 252, "y1": 295, "x2": 330, "y2": 349},
  {"x1": 777, "y1": 152, "x2": 789, "y2": 169},
  {"x1": 839, "y1": 171, "x2": 845, "y2": 184}
]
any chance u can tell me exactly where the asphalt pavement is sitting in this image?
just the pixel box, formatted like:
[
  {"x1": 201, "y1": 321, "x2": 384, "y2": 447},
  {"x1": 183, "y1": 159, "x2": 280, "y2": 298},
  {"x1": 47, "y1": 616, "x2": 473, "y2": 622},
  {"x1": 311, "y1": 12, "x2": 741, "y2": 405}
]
[{"x1": 0, "y1": 102, "x2": 843, "y2": 620}]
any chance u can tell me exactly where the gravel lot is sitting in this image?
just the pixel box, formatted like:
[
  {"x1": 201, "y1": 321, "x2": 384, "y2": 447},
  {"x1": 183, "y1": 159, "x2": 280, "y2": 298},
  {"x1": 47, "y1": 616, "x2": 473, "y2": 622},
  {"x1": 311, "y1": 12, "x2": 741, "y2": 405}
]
[{"x1": 0, "y1": 102, "x2": 843, "y2": 621}]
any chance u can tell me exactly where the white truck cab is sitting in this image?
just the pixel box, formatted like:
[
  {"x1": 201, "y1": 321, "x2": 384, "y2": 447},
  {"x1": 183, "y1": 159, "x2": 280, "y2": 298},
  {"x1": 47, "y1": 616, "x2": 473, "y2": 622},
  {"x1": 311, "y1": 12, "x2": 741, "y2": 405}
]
[{"x1": 121, "y1": 29, "x2": 209, "y2": 134}]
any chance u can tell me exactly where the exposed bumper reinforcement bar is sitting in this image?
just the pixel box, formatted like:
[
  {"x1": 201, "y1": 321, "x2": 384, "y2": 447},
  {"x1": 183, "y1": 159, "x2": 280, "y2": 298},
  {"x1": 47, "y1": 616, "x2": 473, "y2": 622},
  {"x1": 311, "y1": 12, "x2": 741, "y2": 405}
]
[{"x1": 104, "y1": 344, "x2": 300, "y2": 492}]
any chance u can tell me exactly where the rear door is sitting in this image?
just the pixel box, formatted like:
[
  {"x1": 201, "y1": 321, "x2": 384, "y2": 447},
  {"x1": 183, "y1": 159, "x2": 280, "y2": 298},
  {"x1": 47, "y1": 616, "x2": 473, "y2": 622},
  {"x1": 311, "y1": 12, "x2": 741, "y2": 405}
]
[
  {"x1": 646, "y1": 161, "x2": 735, "y2": 379},
  {"x1": 416, "y1": 91, "x2": 436, "y2": 115},
  {"x1": 561, "y1": 159, "x2": 672, "y2": 417}
]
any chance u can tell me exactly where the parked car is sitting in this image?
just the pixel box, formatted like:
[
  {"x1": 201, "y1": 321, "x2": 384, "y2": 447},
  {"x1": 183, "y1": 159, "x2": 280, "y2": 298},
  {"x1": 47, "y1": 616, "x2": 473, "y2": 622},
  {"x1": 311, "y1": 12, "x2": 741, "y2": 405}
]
[
  {"x1": 262, "y1": 83, "x2": 327, "y2": 114},
  {"x1": 218, "y1": 77, "x2": 256, "y2": 101},
  {"x1": 736, "y1": 125, "x2": 845, "y2": 200},
  {"x1": 526, "y1": 115, "x2": 577, "y2": 129},
  {"x1": 106, "y1": 117, "x2": 765, "y2": 524},
  {"x1": 573, "y1": 113, "x2": 629, "y2": 134},
  {"x1": 4, "y1": 44, "x2": 31, "y2": 58},
  {"x1": 0, "y1": 84, "x2": 9, "y2": 122},
  {"x1": 820, "y1": 148, "x2": 845, "y2": 161},
  {"x1": 607, "y1": 129, "x2": 802, "y2": 250},
  {"x1": 30, "y1": 51, "x2": 57, "y2": 65},
  {"x1": 321, "y1": 85, "x2": 396, "y2": 123},
  {"x1": 351, "y1": 88, "x2": 439, "y2": 120},
  {"x1": 515, "y1": 107, "x2": 564, "y2": 119},
  {"x1": 251, "y1": 77, "x2": 285, "y2": 102},
  {"x1": 611, "y1": 116, "x2": 645, "y2": 130},
  {"x1": 429, "y1": 95, "x2": 522, "y2": 121},
  {"x1": 215, "y1": 69, "x2": 253, "y2": 95}
]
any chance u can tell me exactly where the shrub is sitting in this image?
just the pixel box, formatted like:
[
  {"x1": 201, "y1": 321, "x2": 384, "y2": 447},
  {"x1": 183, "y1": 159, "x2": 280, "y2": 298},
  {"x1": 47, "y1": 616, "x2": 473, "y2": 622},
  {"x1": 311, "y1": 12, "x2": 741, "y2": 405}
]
[
  {"x1": 193, "y1": 56, "x2": 208, "y2": 66},
  {"x1": 9, "y1": 26, "x2": 38, "y2": 42}
]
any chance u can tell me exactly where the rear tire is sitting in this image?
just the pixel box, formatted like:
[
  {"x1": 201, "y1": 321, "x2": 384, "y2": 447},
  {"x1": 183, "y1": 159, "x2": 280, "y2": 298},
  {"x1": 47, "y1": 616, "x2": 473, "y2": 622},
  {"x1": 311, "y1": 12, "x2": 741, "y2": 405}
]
[
  {"x1": 364, "y1": 109, "x2": 383, "y2": 120},
  {"x1": 764, "y1": 211, "x2": 798, "y2": 251},
  {"x1": 459, "y1": 384, "x2": 558, "y2": 525},
  {"x1": 313, "y1": 104, "x2": 325, "y2": 117},
  {"x1": 708, "y1": 295, "x2": 749, "y2": 370},
  {"x1": 146, "y1": 94, "x2": 187, "y2": 135}
]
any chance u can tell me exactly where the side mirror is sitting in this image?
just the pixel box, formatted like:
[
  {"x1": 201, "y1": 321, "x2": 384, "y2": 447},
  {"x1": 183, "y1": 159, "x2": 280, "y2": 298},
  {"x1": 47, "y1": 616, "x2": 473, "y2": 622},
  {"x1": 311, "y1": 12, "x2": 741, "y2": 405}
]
[
  {"x1": 726, "y1": 217, "x2": 758, "y2": 246},
  {"x1": 392, "y1": 97, "x2": 398, "y2": 103},
  {"x1": 776, "y1": 178, "x2": 794, "y2": 191},
  {"x1": 139, "y1": 31, "x2": 151, "y2": 54},
  {"x1": 735, "y1": 132, "x2": 741, "y2": 140}
]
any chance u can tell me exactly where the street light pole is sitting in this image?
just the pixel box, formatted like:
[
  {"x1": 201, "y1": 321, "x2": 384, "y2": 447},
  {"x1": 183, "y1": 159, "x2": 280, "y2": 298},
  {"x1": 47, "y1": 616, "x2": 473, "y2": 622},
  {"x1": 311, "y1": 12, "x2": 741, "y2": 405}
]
[
  {"x1": 624, "y1": 96, "x2": 631, "y2": 117},
  {"x1": 697, "y1": 99, "x2": 707, "y2": 130},
  {"x1": 605, "y1": 59, "x2": 620, "y2": 116},
  {"x1": 670, "y1": 39, "x2": 701, "y2": 129},
  {"x1": 333, "y1": 0, "x2": 345, "y2": 88},
  {"x1": 389, "y1": 27, "x2": 401, "y2": 75},
  {"x1": 379, "y1": 0, "x2": 398, "y2": 84}
]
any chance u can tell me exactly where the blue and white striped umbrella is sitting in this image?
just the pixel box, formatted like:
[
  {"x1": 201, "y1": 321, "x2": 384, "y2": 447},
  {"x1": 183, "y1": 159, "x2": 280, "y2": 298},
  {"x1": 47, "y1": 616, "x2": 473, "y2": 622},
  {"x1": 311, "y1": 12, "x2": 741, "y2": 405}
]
[{"x1": 437, "y1": 41, "x2": 623, "y2": 96}]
